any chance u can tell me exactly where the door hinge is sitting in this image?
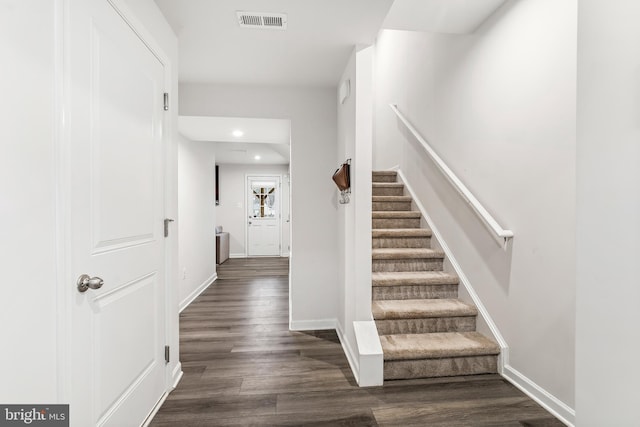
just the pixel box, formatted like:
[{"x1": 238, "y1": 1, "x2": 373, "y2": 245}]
[
  {"x1": 163, "y1": 92, "x2": 169, "y2": 111},
  {"x1": 164, "y1": 218, "x2": 174, "y2": 238},
  {"x1": 164, "y1": 345, "x2": 170, "y2": 364}
]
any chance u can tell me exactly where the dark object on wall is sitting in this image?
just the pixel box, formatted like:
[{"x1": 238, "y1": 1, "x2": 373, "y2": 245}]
[
  {"x1": 332, "y1": 159, "x2": 351, "y2": 191},
  {"x1": 332, "y1": 159, "x2": 351, "y2": 204},
  {"x1": 215, "y1": 165, "x2": 219, "y2": 205}
]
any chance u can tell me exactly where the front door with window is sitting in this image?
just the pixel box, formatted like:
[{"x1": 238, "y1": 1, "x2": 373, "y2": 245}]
[{"x1": 247, "y1": 176, "x2": 281, "y2": 256}]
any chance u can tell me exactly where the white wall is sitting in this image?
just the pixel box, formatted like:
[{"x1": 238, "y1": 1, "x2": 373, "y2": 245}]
[
  {"x1": 216, "y1": 163, "x2": 290, "y2": 257},
  {"x1": 336, "y1": 46, "x2": 376, "y2": 383},
  {"x1": 337, "y1": 50, "x2": 357, "y2": 363},
  {"x1": 178, "y1": 136, "x2": 216, "y2": 310},
  {"x1": 180, "y1": 83, "x2": 338, "y2": 329},
  {"x1": 0, "y1": 0, "x2": 58, "y2": 402},
  {"x1": 576, "y1": 2, "x2": 640, "y2": 425},
  {"x1": 0, "y1": 0, "x2": 180, "y2": 403},
  {"x1": 374, "y1": 0, "x2": 576, "y2": 416}
]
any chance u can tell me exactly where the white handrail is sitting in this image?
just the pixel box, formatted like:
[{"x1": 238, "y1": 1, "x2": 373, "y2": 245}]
[{"x1": 390, "y1": 104, "x2": 513, "y2": 249}]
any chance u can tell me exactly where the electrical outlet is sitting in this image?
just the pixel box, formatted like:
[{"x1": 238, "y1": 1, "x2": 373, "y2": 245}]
[{"x1": 182, "y1": 268, "x2": 187, "y2": 279}]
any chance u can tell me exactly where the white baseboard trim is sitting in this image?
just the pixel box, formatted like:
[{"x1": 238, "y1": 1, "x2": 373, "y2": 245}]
[
  {"x1": 396, "y1": 169, "x2": 509, "y2": 368},
  {"x1": 142, "y1": 391, "x2": 168, "y2": 427},
  {"x1": 171, "y1": 362, "x2": 183, "y2": 390},
  {"x1": 289, "y1": 318, "x2": 337, "y2": 331},
  {"x1": 336, "y1": 322, "x2": 360, "y2": 384},
  {"x1": 230, "y1": 253, "x2": 246, "y2": 258},
  {"x1": 502, "y1": 365, "x2": 575, "y2": 426},
  {"x1": 142, "y1": 360, "x2": 184, "y2": 427},
  {"x1": 179, "y1": 273, "x2": 217, "y2": 313},
  {"x1": 397, "y1": 169, "x2": 573, "y2": 425}
]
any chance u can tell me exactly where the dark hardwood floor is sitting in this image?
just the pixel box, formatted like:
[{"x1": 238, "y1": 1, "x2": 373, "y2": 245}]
[{"x1": 150, "y1": 257, "x2": 564, "y2": 427}]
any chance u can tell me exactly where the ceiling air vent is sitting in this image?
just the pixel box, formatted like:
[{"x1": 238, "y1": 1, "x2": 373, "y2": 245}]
[{"x1": 237, "y1": 12, "x2": 287, "y2": 30}]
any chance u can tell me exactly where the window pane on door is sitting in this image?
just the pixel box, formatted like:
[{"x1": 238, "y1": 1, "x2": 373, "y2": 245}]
[{"x1": 251, "y1": 182, "x2": 276, "y2": 218}]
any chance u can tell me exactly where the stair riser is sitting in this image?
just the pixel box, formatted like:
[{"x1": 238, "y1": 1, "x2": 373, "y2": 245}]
[
  {"x1": 373, "y1": 187, "x2": 404, "y2": 197},
  {"x1": 372, "y1": 174, "x2": 397, "y2": 183},
  {"x1": 373, "y1": 218, "x2": 421, "y2": 229},
  {"x1": 372, "y1": 284, "x2": 457, "y2": 300},
  {"x1": 372, "y1": 237, "x2": 430, "y2": 249},
  {"x1": 372, "y1": 201, "x2": 412, "y2": 211},
  {"x1": 372, "y1": 259, "x2": 443, "y2": 272},
  {"x1": 384, "y1": 355, "x2": 498, "y2": 380},
  {"x1": 376, "y1": 317, "x2": 476, "y2": 335}
]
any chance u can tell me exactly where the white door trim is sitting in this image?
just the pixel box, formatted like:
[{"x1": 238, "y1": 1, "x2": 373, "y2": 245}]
[
  {"x1": 54, "y1": 0, "x2": 176, "y2": 408},
  {"x1": 245, "y1": 174, "x2": 283, "y2": 257}
]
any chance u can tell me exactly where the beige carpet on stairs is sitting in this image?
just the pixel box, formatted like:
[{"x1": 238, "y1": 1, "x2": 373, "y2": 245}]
[{"x1": 371, "y1": 170, "x2": 500, "y2": 381}]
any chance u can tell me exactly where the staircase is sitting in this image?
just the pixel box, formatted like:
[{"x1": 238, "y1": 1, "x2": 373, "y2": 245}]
[{"x1": 372, "y1": 170, "x2": 500, "y2": 380}]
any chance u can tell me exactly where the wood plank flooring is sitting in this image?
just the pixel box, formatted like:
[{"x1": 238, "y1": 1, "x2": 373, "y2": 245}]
[{"x1": 150, "y1": 257, "x2": 564, "y2": 427}]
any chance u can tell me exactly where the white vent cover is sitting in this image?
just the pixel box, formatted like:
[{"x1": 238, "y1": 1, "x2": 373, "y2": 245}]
[{"x1": 237, "y1": 12, "x2": 287, "y2": 30}]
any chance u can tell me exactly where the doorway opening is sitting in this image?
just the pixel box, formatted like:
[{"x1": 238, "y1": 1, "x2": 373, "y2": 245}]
[{"x1": 177, "y1": 115, "x2": 291, "y2": 259}]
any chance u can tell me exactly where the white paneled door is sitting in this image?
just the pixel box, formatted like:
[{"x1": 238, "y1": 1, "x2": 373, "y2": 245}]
[
  {"x1": 67, "y1": 0, "x2": 167, "y2": 425},
  {"x1": 247, "y1": 176, "x2": 281, "y2": 256}
]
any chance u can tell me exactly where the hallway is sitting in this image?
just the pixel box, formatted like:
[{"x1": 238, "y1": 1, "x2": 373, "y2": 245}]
[{"x1": 150, "y1": 258, "x2": 562, "y2": 426}]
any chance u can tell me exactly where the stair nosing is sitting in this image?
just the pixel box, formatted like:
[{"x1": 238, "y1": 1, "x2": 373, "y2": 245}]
[
  {"x1": 372, "y1": 299, "x2": 477, "y2": 320},
  {"x1": 372, "y1": 271, "x2": 459, "y2": 286},
  {"x1": 372, "y1": 228, "x2": 432, "y2": 237},
  {"x1": 379, "y1": 332, "x2": 500, "y2": 361},
  {"x1": 372, "y1": 211, "x2": 421, "y2": 218},
  {"x1": 372, "y1": 248, "x2": 444, "y2": 260},
  {"x1": 372, "y1": 196, "x2": 413, "y2": 202}
]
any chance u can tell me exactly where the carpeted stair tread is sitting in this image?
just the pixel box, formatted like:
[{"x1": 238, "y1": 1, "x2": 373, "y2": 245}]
[
  {"x1": 372, "y1": 182, "x2": 404, "y2": 188},
  {"x1": 372, "y1": 171, "x2": 398, "y2": 177},
  {"x1": 372, "y1": 211, "x2": 421, "y2": 218},
  {"x1": 380, "y1": 332, "x2": 500, "y2": 361},
  {"x1": 373, "y1": 172, "x2": 398, "y2": 183},
  {"x1": 373, "y1": 299, "x2": 477, "y2": 319},
  {"x1": 373, "y1": 183, "x2": 405, "y2": 197},
  {"x1": 372, "y1": 271, "x2": 458, "y2": 287},
  {"x1": 372, "y1": 248, "x2": 444, "y2": 260},
  {"x1": 372, "y1": 196, "x2": 413, "y2": 202},
  {"x1": 372, "y1": 228, "x2": 432, "y2": 238}
]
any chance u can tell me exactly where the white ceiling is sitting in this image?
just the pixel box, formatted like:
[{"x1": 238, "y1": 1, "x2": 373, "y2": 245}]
[
  {"x1": 383, "y1": 0, "x2": 506, "y2": 34},
  {"x1": 154, "y1": 0, "x2": 394, "y2": 87},
  {"x1": 212, "y1": 140, "x2": 290, "y2": 165},
  {"x1": 179, "y1": 116, "x2": 291, "y2": 165},
  {"x1": 160, "y1": 0, "x2": 506, "y2": 165},
  {"x1": 179, "y1": 116, "x2": 290, "y2": 144}
]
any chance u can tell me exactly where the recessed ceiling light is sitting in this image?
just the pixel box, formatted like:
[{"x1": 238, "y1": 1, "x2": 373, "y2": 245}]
[
  {"x1": 254, "y1": 155, "x2": 261, "y2": 160},
  {"x1": 232, "y1": 130, "x2": 244, "y2": 137}
]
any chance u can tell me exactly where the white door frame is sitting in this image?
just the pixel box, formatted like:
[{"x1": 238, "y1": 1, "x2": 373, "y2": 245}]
[
  {"x1": 245, "y1": 174, "x2": 283, "y2": 257},
  {"x1": 54, "y1": 0, "x2": 177, "y2": 416},
  {"x1": 280, "y1": 173, "x2": 291, "y2": 257}
]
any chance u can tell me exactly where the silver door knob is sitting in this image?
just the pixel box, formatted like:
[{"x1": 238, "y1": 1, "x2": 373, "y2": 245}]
[{"x1": 77, "y1": 274, "x2": 104, "y2": 293}]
